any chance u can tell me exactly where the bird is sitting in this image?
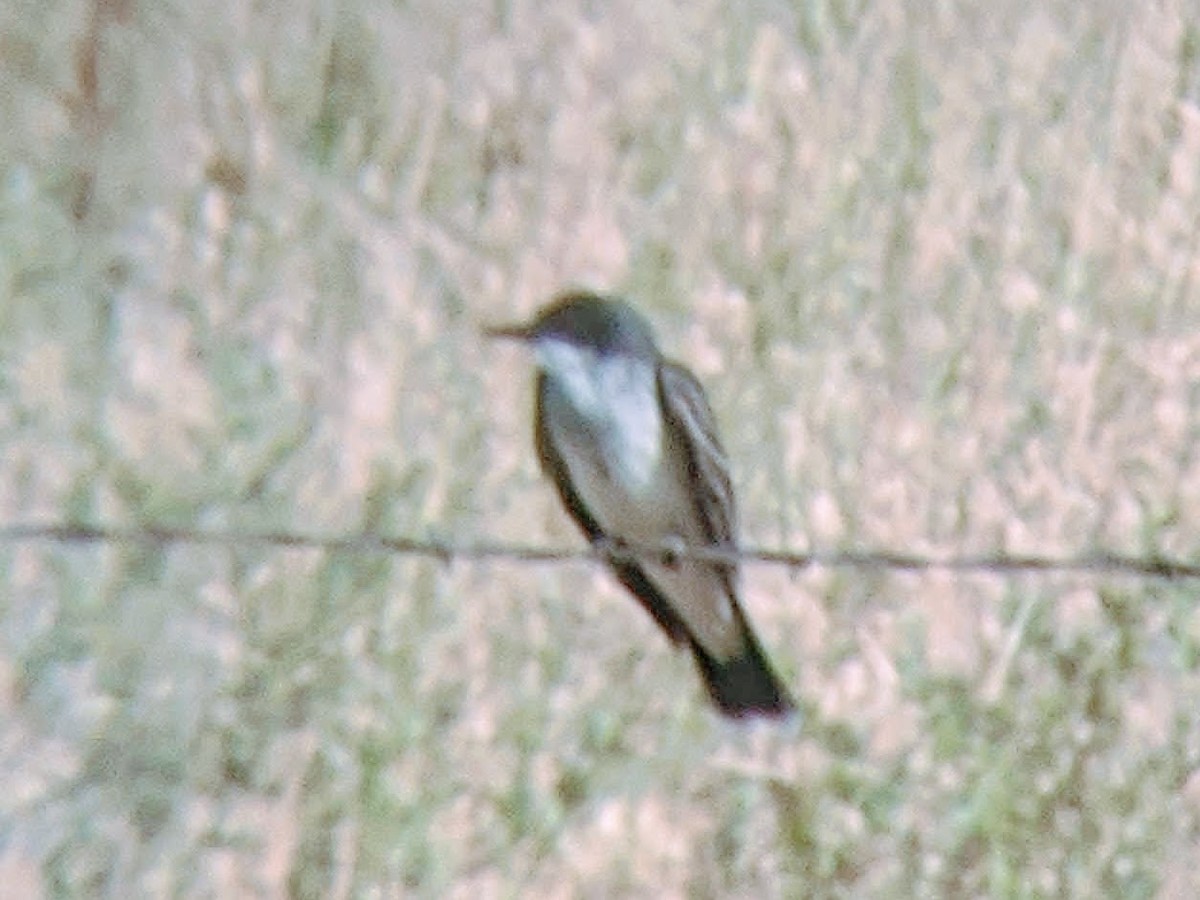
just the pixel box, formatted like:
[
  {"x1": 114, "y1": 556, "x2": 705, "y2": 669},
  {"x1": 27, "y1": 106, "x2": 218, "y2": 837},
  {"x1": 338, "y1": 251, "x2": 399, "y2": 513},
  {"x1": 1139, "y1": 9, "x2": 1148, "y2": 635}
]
[{"x1": 486, "y1": 290, "x2": 795, "y2": 719}]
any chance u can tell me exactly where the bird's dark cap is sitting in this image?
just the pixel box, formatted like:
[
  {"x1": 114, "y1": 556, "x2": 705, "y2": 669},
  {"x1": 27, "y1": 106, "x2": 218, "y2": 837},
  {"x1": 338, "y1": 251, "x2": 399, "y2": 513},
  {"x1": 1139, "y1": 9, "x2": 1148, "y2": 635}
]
[{"x1": 484, "y1": 290, "x2": 658, "y2": 357}]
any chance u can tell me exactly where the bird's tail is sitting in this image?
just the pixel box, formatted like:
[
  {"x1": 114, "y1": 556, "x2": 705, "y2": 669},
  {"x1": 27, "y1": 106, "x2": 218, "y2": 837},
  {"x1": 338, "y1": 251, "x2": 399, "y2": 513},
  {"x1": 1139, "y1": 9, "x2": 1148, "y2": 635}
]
[{"x1": 690, "y1": 627, "x2": 796, "y2": 720}]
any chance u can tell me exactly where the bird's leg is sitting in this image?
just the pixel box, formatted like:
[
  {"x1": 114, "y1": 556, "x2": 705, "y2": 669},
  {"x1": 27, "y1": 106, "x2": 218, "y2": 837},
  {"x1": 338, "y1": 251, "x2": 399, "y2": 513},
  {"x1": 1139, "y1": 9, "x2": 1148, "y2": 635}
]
[
  {"x1": 593, "y1": 534, "x2": 687, "y2": 568},
  {"x1": 592, "y1": 535, "x2": 634, "y2": 566}
]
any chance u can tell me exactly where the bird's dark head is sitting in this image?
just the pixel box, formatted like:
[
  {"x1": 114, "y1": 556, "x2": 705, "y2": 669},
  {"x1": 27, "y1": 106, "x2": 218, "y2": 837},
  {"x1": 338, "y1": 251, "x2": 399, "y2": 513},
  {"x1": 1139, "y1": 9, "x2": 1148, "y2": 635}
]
[{"x1": 486, "y1": 291, "x2": 659, "y2": 360}]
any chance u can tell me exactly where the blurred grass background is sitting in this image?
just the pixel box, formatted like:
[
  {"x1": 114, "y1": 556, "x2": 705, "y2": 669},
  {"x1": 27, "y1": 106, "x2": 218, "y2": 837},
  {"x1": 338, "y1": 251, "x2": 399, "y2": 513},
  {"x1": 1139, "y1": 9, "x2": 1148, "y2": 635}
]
[{"x1": 3, "y1": 0, "x2": 1200, "y2": 896}]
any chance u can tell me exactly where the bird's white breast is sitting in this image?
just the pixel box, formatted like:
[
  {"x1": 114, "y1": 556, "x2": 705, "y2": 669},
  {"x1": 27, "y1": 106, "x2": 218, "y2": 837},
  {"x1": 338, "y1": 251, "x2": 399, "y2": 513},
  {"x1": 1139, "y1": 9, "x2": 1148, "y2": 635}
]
[{"x1": 537, "y1": 338, "x2": 663, "y2": 496}]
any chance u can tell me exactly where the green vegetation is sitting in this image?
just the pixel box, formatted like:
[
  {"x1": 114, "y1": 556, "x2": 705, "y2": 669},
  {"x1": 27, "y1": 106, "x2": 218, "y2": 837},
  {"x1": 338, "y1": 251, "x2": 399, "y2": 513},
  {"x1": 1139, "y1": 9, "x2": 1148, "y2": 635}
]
[{"x1": 2, "y1": 0, "x2": 1199, "y2": 895}]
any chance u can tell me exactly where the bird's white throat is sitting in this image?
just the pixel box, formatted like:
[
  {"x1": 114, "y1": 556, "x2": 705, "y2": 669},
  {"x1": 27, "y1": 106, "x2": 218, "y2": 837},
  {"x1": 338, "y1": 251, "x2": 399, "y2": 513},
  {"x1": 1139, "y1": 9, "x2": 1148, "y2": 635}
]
[{"x1": 536, "y1": 338, "x2": 663, "y2": 493}]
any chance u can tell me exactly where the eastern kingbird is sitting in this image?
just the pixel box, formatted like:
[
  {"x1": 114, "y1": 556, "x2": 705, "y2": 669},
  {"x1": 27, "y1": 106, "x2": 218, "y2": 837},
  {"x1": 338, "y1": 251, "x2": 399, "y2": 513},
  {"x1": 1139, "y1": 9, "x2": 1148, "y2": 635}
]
[{"x1": 487, "y1": 290, "x2": 795, "y2": 719}]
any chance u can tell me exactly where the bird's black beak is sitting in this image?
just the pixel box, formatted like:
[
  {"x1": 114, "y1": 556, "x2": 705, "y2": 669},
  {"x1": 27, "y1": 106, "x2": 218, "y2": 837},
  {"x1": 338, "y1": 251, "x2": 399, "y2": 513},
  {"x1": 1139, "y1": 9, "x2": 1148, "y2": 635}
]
[{"x1": 482, "y1": 320, "x2": 535, "y2": 342}]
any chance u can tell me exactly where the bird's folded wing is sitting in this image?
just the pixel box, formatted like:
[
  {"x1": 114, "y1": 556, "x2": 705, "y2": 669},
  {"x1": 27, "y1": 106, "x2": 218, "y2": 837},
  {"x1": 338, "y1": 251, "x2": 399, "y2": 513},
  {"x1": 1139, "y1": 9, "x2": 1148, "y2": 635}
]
[{"x1": 657, "y1": 361, "x2": 738, "y2": 561}]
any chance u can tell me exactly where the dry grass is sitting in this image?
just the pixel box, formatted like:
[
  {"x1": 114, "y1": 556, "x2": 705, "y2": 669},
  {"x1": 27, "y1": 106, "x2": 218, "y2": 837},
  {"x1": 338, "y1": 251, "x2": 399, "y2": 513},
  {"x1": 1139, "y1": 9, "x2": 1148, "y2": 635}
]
[{"x1": 3, "y1": 0, "x2": 1200, "y2": 896}]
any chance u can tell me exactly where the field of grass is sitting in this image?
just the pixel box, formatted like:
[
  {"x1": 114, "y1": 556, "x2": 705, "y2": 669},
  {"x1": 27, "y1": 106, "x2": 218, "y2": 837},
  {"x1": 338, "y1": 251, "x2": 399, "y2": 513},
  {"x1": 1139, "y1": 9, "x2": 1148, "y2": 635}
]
[{"x1": 3, "y1": 0, "x2": 1200, "y2": 896}]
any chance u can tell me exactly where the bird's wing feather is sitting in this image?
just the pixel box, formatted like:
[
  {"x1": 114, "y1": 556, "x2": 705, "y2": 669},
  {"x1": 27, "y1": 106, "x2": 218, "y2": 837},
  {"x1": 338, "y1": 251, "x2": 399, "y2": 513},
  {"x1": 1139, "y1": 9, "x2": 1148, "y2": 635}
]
[
  {"x1": 657, "y1": 361, "x2": 738, "y2": 558},
  {"x1": 533, "y1": 374, "x2": 605, "y2": 541}
]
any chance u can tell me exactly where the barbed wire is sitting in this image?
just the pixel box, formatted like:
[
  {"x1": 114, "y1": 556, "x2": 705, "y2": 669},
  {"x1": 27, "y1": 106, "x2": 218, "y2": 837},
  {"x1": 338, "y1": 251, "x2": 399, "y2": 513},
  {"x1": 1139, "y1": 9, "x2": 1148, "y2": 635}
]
[{"x1": 1, "y1": 522, "x2": 1197, "y2": 580}]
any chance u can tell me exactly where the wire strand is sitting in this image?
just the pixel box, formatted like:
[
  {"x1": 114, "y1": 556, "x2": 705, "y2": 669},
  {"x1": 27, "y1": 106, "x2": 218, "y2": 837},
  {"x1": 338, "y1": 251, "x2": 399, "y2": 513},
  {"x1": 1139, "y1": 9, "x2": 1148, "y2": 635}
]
[{"x1": 1, "y1": 522, "x2": 1197, "y2": 579}]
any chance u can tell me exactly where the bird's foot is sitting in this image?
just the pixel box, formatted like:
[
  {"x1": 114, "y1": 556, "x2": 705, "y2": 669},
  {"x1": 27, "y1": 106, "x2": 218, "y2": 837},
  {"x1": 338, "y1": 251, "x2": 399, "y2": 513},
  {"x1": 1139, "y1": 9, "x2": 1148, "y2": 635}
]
[{"x1": 593, "y1": 536, "x2": 633, "y2": 566}]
